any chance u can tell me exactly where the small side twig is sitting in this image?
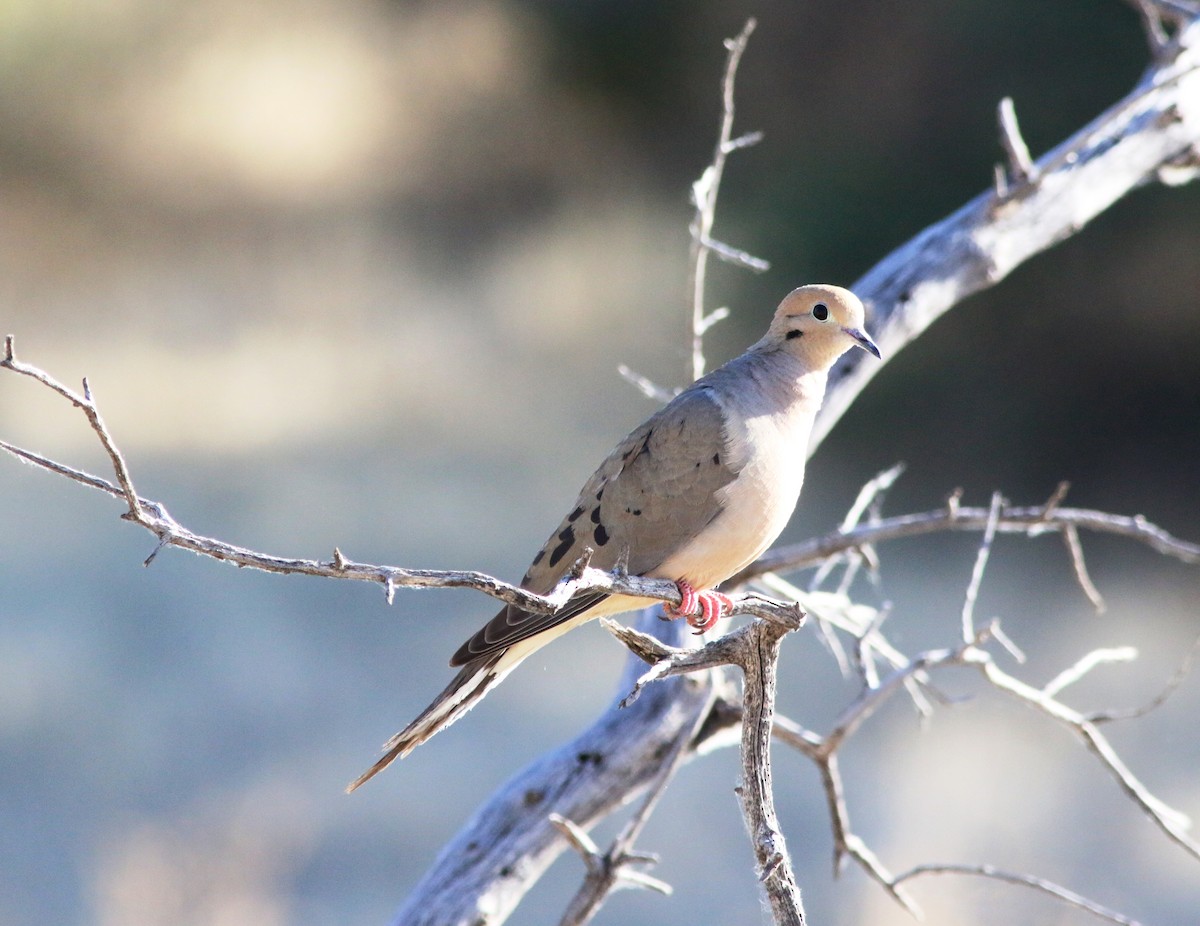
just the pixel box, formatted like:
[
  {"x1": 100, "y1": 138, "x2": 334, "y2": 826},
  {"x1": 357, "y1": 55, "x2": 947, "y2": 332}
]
[
  {"x1": 1062, "y1": 523, "x2": 1107, "y2": 611},
  {"x1": 1043, "y1": 647, "x2": 1138, "y2": 698},
  {"x1": 3, "y1": 335, "x2": 144, "y2": 523},
  {"x1": 550, "y1": 811, "x2": 674, "y2": 926},
  {"x1": 616, "y1": 364, "x2": 678, "y2": 405},
  {"x1": 1124, "y1": 0, "x2": 1200, "y2": 57},
  {"x1": 961, "y1": 491, "x2": 1003, "y2": 641},
  {"x1": 994, "y1": 96, "x2": 1039, "y2": 197}
]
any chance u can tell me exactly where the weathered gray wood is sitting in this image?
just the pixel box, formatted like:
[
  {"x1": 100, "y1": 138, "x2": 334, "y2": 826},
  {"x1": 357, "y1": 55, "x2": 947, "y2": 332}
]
[{"x1": 814, "y1": 14, "x2": 1200, "y2": 448}]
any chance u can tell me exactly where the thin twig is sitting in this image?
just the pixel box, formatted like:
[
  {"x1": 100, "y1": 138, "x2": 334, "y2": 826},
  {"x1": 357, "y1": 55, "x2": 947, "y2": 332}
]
[
  {"x1": 961, "y1": 492, "x2": 1003, "y2": 642},
  {"x1": 2, "y1": 338, "x2": 144, "y2": 522},
  {"x1": 895, "y1": 863, "x2": 1145, "y2": 926},
  {"x1": 1063, "y1": 523, "x2": 1107, "y2": 611},
  {"x1": 974, "y1": 653, "x2": 1200, "y2": 860},
  {"x1": 688, "y1": 18, "x2": 764, "y2": 381},
  {"x1": 735, "y1": 499, "x2": 1200, "y2": 585},
  {"x1": 616, "y1": 364, "x2": 678, "y2": 404},
  {"x1": 996, "y1": 96, "x2": 1038, "y2": 192},
  {"x1": 603, "y1": 612, "x2": 809, "y2": 922},
  {"x1": 1088, "y1": 633, "x2": 1200, "y2": 723},
  {"x1": 1043, "y1": 647, "x2": 1138, "y2": 699}
]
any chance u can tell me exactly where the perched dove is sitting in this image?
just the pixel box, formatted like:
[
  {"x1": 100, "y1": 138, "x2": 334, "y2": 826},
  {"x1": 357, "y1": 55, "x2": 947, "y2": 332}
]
[{"x1": 348, "y1": 284, "x2": 879, "y2": 790}]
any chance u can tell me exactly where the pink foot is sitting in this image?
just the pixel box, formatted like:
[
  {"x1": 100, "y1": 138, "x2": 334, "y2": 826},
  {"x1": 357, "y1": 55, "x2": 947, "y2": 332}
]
[{"x1": 661, "y1": 580, "x2": 733, "y2": 634}]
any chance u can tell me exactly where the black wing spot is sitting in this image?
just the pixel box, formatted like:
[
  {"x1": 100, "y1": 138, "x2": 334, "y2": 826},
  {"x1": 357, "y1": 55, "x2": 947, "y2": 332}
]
[
  {"x1": 567, "y1": 506, "x2": 584, "y2": 522},
  {"x1": 712, "y1": 453, "x2": 720, "y2": 465},
  {"x1": 558, "y1": 526, "x2": 575, "y2": 543},
  {"x1": 531, "y1": 549, "x2": 545, "y2": 566},
  {"x1": 590, "y1": 506, "x2": 602, "y2": 524},
  {"x1": 625, "y1": 507, "x2": 642, "y2": 516},
  {"x1": 593, "y1": 524, "x2": 610, "y2": 546},
  {"x1": 548, "y1": 535, "x2": 574, "y2": 568},
  {"x1": 595, "y1": 485, "x2": 605, "y2": 501},
  {"x1": 786, "y1": 329, "x2": 803, "y2": 340}
]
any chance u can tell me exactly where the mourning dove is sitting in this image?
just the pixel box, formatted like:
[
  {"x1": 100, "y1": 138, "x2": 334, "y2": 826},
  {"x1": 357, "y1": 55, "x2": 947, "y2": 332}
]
[{"x1": 348, "y1": 284, "x2": 879, "y2": 790}]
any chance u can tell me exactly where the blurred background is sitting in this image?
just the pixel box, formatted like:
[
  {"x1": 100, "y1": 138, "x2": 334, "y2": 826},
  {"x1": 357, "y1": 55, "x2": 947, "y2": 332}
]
[{"x1": 1, "y1": 1, "x2": 1198, "y2": 924}]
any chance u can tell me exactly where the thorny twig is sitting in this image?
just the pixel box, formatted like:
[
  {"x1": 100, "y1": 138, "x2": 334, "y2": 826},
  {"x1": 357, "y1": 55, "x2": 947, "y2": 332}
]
[
  {"x1": 603, "y1": 608, "x2": 809, "y2": 925},
  {"x1": 688, "y1": 17, "x2": 766, "y2": 381},
  {"x1": 994, "y1": 96, "x2": 1038, "y2": 196}
]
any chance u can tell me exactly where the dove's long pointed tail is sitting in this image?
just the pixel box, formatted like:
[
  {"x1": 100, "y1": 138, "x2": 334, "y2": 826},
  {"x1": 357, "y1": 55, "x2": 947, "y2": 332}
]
[
  {"x1": 346, "y1": 649, "x2": 514, "y2": 792},
  {"x1": 347, "y1": 604, "x2": 614, "y2": 790}
]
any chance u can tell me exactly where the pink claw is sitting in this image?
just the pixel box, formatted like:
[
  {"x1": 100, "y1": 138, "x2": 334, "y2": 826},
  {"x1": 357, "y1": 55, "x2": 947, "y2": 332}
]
[{"x1": 661, "y1": 580, "x2": 733, "y2": 634}]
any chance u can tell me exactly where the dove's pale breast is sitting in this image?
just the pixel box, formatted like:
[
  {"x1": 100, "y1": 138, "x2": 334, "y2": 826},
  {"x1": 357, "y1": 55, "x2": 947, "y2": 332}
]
[{"x1": 653, "y1": 351, "x2": 827, "y2": 589}]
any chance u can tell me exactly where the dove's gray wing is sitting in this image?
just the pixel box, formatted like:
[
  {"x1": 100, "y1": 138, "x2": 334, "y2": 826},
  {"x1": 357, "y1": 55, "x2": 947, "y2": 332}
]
[{"x1": 450, "y1": 385, "x2": 737, "y2": 665}]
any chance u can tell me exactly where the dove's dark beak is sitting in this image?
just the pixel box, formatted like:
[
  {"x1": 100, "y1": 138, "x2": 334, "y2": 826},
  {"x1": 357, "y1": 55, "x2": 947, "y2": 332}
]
[{"x1": 843, "y1": 326, "x2": 881, "y2": 359}]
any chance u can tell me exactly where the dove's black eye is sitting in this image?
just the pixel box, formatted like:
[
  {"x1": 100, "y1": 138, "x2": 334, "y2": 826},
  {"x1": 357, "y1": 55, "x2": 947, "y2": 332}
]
[{"x1": 812, "y1": 303, "x2": 829, "y2": 321}]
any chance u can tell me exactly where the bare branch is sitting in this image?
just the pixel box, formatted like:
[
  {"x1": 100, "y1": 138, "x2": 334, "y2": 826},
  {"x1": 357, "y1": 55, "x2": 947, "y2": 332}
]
[
  {"x1": 616, "y1": 364, "x2": 678, "y2": 404},
  {"x1": 689, "y1": 18, "x2": 762, "y2": 380},
  {"x1": 603, "y1": 609, "x2": 809, "y2": 923},
  {"x1": 974, "y1": 653, "x2": 1200, "y2": 860},
  {"x1": 995, "y1": 96, "x2": 1038, "y2": 193},
  {"x1": 961, "y1": 492, "x2": 1003, "y2": 641},
  {"x1": 1063, "y1": 523, "x2": 1108, "y2": 611},
  {"x1": 697, "y1": 235, "x2": 771, "y2": 272},
  {"x1": 2, "y1": 348, "x2": 814, "y2": 624},
  {"x1": 895, "y1": 863, "x2": 1145, "y2": 926},
  {"x1": 735, "y1": 619, "x2": 806, "y2": 926},
  {"x1": 1043, "y1": 647, "x2": 1138, "y2": 698},
  {"x1": 551, "y1": 812, "x2": 674, "y2": 926},
  {"x1": 1087, "y1": 633, "x2": 1200, "y2": 723},
  {"x1": 2, "y1": 337, "x2": 144, "y2": 522},
  {"x1": 810, "y1": 14, "x2": 1200, "y2": 452},
  {"x1": 737, "y1": 498, "x2": 1200, "y2": 585}
]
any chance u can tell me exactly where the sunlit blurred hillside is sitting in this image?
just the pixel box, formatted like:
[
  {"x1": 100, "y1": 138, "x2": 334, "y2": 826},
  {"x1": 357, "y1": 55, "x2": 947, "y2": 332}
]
[{"x1": 1, "y1": 2, "x2": 1198, "y2": 925}]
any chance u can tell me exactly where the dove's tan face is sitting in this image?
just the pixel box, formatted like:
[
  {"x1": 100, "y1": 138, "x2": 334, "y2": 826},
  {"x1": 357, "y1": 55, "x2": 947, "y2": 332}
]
[{"x1": 771, "y1": 284, "x2": 880, "y2": 367}]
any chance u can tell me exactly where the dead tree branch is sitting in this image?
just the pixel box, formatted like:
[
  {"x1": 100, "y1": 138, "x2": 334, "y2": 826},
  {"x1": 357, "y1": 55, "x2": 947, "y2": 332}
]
[
  {"x1": 604, "y1": 608, "x2": 809, "y2": 924},
  {"x1": 810, "y1": 11, "x2": 1200, "y2": 450},
  {"x1": 736, "y1": 493, "x2": 1200, "y2": 586}
]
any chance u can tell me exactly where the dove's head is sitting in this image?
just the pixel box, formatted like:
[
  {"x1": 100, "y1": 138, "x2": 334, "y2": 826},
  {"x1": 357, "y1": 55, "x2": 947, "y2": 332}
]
[{"x1": 766, "y1": 284, "x2": 880, "y2": 369}]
